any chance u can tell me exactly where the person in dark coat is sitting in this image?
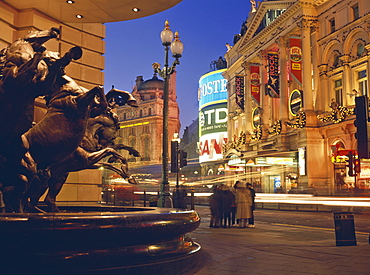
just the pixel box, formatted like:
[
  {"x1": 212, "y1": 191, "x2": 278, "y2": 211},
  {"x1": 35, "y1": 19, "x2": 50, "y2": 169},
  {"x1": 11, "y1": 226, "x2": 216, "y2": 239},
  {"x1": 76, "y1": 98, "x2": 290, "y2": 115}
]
[
  {"x1": 247, "y1": 182, "x2": 256, "y2": 227},
  {"x1": 209, "y1": 185, "x2": 221, "y2": 228},
  {"x1": 230, "y1": 188, "x2": 237, "y2": 226},
  {"x1": 219, "y1": 184, "x2": 234, "y2": 228}
]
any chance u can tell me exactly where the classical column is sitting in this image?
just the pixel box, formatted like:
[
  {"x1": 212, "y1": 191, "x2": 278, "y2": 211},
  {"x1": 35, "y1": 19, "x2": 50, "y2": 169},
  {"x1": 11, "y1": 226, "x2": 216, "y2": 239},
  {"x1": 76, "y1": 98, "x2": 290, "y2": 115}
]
[
  {"x1": 366, "y1": 44, "x2": 370, "y2": 95},
  {"x1": 317, "y1": 64, "x2": 329, "y2": 111},
  {"x1": 340, "y1": 55, "x2": 354, "y2": 106},
  {"x1": 301, "y1": 22, "x2": 313, "y2": 112},
  {"x1": 260, "y1": 50, "x2": 270, "y2": 140},
  {"x1": 277, "y1": 36, "x2": 289, "y2": 133},
  {"x1": 243, "y1": 61, "x2": 252, "y2": 130}
]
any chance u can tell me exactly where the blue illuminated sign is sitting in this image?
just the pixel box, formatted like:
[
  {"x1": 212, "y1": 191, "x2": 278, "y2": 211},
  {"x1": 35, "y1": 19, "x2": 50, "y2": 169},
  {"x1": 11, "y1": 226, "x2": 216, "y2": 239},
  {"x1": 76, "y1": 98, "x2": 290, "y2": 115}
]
[{"x1": 198, "y1": 69, "x2": 227, "y2": 109}]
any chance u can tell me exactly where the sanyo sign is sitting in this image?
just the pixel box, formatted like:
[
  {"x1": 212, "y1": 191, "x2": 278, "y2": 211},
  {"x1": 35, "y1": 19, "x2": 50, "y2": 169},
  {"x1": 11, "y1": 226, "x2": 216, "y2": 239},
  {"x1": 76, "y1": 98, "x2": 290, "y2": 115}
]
[
  {"x1": 198, "y1": 132, "x2": 228, "y2": 163},
  {"x1": 198, "y1": 69, "x2": 227, "y2": 109}
]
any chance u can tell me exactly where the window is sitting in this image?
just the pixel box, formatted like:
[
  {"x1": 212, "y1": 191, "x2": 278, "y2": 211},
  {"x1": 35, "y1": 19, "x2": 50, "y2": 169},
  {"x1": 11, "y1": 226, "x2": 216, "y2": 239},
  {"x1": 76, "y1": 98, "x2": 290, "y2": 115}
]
[
  {"x1": 334, "y1": 79, "x2": 343, "y2": 106},
  {"x1": 357, "y1": 43, "x2": 365, "y2": 57},
  {"x1": 139, "y1": 110, "x2": 143, "y2": 117},
  {"x1": 333, "y1": 54, "x2": 340, "y2": 67},
  {"x1": 142, "y1": 136, "x2": 150, "y2": 161},
  {"x1": 329, "y1": 18, "x2": 335, "y2": 33},
  {"x1": 358, "y1": 70, "x2": 368, "y2": 96},
  {"x1": 148, "y1": 108, "x2": 152, "y2": 116},
  {"x1": 123, "y1": 113, "x2": 126, "y2": 120},
  {"x1": 352, "y1": 4, "x2": 359, "y2": 20}
]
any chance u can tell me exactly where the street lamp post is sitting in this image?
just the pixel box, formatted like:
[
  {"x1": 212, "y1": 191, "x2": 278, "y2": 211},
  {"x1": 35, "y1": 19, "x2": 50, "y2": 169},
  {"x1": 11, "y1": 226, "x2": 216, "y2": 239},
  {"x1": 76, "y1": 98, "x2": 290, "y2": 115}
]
[{"x1": 152, "y1": 20, "x2": 183, "y2": 207}]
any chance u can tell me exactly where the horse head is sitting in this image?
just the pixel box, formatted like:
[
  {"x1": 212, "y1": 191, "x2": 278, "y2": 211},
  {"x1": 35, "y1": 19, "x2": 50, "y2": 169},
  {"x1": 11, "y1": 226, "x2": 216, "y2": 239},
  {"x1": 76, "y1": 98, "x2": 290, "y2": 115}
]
[{"x1": 106, "y1": 88, "x2": 138, "y2": 108}]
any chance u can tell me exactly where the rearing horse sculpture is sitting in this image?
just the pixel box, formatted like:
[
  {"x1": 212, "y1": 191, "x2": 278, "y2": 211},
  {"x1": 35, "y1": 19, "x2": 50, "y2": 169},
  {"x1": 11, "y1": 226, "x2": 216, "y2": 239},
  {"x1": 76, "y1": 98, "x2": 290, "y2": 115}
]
[
  {"x1": 0, "y1": 28, "x2": 85, "y2": 212},
  {"x1": 25, "y1": 90, "x2": 140, "y2": 212}
]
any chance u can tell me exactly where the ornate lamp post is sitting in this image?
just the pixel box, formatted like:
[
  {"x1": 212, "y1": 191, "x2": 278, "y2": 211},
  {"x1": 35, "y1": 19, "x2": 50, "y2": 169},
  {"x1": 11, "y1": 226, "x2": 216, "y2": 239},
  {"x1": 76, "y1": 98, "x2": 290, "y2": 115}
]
[{"x1": 152, "y1": 20, "x2": 184, "y2": 207}]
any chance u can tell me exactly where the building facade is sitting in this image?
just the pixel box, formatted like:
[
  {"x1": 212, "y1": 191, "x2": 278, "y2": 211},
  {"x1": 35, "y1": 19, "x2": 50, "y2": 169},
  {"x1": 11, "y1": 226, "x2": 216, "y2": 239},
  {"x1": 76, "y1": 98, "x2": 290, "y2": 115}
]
[
  {"x1": 223, "y1": 0, "x2": 370, "y2": 195},
  {"x1": 115, "y1": 72, "x2": 180, "y2": 174}
]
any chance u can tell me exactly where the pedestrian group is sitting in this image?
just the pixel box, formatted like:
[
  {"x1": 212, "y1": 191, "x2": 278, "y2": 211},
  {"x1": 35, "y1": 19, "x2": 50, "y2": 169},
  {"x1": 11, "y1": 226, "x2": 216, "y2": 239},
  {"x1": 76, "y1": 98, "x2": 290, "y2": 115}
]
[{"x1": 209, "y1": 181, "x2": 255, "y2": 228}]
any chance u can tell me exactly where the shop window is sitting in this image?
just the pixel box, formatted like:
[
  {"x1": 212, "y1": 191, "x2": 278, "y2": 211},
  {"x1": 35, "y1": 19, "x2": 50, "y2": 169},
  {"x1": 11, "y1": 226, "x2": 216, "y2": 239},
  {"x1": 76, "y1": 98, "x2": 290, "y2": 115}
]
[
  {"x1": 334, "y1": 79, "x2": 343, "y2": 106},
  {"x1": 352, "y1": 4, "x2": 359, "y2": 20},
  {"x1": 358, "y1": 70, "x2": 368, "y2": 96},
  {"x1": 329, "y1": 18, "x2": 335, "y2": 33}
]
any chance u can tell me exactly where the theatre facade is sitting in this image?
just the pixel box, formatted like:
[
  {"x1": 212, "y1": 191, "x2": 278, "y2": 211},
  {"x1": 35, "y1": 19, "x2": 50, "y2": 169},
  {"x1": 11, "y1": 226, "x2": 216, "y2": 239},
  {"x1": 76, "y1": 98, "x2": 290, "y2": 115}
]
[{"x1": 222, "y1": 0, "x2": 370, "y2": 195}]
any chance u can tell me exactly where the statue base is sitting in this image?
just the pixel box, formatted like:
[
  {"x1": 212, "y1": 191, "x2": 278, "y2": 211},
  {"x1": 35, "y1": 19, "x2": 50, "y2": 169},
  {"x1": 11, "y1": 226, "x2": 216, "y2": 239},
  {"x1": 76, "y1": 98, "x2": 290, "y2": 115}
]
[{"x1": 0, "y1": 205, "x2": 201, "y2": 274}]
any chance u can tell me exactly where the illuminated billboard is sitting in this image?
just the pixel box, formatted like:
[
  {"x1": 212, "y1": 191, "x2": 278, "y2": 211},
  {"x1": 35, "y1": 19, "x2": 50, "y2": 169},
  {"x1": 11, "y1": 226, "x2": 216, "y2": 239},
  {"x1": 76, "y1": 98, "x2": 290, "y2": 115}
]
[
  {"x1": 198, "y1": 69, "x2": 227, "y2": 109},
  {"x1": 198, "y1": 69, "x2": 228, "y2": 163},
  {"x1": 198, "y1": 132, "x2": 228, "y2": 163}
]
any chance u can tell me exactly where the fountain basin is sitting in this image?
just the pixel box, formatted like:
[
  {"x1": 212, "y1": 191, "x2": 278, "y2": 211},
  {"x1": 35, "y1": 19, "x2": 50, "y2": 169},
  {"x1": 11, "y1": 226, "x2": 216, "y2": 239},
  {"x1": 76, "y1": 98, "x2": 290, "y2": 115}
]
[{"x1": 0, "y1": 206, "x2": 201, "y2": 274}]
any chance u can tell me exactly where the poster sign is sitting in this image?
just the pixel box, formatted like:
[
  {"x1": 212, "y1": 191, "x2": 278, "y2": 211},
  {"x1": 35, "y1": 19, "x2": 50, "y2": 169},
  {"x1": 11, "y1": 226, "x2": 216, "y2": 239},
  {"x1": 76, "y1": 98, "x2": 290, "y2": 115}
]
[
  {"x1": 290, "y1": 37, "x2": 302, "y2": 85},
  {"x1": 266, "y1": 52, "x2": 280, "y2": 98},
  {"x1": 235, "y1": 75, "x2": 245, "y2": 111},
  {"x1": 250, "y1": 65, "x2": 260, "y2": 104}
]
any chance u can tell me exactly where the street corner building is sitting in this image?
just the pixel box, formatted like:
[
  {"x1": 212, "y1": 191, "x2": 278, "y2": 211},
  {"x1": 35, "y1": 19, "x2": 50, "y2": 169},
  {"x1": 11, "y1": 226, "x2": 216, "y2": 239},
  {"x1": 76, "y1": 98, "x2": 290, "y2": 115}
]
[{"x1": 221, "y1": 0, "x2": 370, "y2": 196}]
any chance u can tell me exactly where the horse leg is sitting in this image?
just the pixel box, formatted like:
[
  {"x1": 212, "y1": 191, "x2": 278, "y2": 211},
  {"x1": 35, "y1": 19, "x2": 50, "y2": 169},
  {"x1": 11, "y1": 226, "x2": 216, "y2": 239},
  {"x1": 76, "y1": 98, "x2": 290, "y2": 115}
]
[
  {"x1": 112, "y1": 144, "x2": 140, "y2": 157},
  {"x1": 22, "y1": 169, "x2": 50, "y2": 212},
  {"x1": 2, "y1": 174, "x2": 28, "y2": 213},
  {"x1": 44, "y1": 173, "x2": 68, "y2": 212}
]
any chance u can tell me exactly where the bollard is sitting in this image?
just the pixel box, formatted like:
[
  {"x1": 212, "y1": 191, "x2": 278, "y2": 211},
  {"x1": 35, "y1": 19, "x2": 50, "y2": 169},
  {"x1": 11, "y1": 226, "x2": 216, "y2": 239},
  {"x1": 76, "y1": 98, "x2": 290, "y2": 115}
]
[
  {"x1": 333, "y1": 212, "x2": 357, "y2": 246},
  {"x1": 143, "y1": 188, "x2": 147, "y2": 207},
  {"x1": 190, "y1": 187, "x2": 195, "y2": 210}
]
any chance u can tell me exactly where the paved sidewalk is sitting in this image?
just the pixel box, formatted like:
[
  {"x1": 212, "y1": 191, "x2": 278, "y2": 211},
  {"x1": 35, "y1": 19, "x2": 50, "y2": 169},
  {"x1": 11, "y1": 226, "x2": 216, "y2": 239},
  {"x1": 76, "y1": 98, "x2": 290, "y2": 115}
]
[{"x1": 186, "y1": 206, "x2": 370, "y2": 275}]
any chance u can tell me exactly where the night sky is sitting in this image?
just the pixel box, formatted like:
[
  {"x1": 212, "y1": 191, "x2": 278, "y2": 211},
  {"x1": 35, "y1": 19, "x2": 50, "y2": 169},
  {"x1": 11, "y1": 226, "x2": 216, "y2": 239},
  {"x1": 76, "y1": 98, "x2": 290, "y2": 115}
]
[{"x1": 104, "y1": 0, "x2": 252, "y2": 134}]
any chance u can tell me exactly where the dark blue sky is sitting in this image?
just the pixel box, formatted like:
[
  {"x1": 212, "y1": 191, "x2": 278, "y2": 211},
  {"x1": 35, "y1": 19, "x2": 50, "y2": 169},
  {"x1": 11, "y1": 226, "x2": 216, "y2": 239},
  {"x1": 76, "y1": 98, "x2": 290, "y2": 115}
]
[{"x1": 104, "y1": 0, "x2": 252, "y2": 135}]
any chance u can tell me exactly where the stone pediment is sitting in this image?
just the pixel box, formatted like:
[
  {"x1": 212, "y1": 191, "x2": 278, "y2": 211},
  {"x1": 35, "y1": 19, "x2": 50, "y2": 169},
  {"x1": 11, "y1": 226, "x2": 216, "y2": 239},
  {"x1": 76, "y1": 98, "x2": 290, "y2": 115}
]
[{"x1": 236, "y1": 1, "x2": 297, "y2": 51}]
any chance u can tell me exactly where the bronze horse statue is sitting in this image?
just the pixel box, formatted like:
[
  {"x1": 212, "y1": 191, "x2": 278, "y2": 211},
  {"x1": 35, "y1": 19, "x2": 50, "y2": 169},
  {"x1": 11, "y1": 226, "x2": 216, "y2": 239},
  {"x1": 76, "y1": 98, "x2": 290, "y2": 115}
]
[
  {"x1": 3, "y1": 53, "x2": 107, "y2": 212},
  {"x1": 0, "y1": 28, "x2": 86, "y2": 212},
  {"x1": 25, "y1": 90, "x2": 140, "y2": 212}
]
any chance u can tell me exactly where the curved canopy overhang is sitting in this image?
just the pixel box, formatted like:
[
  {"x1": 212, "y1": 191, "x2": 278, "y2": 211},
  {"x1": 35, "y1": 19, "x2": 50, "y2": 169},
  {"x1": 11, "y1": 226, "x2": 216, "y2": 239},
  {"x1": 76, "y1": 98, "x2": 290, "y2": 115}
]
[{"x1": 3, "y1": 0, "x2": 183, "y2": 23}]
